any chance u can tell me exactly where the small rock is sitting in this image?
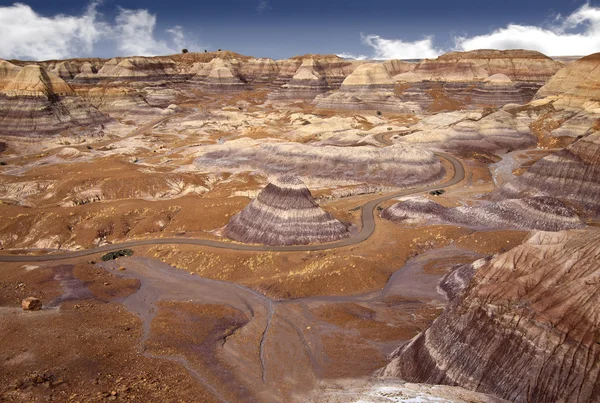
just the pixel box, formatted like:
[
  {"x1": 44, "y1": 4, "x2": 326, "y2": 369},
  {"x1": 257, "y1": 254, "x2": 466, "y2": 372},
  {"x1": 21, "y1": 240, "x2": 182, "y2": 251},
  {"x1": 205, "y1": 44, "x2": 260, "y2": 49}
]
[
  {"x1": 22, "y1": 297, "x2": 42, "y2": 311},
  {"x1": 118, "y1": 267, "x2": 126, "y2": 271}
]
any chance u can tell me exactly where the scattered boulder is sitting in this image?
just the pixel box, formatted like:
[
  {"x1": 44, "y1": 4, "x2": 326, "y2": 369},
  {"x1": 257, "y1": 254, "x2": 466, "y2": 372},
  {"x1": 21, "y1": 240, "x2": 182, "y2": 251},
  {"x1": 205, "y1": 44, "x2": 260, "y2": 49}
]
[{"x1": 21, "y1": 297, "x2": 42, "y2": 311}]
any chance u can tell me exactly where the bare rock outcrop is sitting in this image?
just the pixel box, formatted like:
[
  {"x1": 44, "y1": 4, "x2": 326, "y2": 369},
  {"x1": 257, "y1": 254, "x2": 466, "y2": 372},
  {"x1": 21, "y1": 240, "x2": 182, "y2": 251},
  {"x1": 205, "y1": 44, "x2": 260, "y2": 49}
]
[
  {"x1": 382, "y1": 196, "x2": 584, "y2": 231},
  {"x1": 269, "y1": 59, "x2": 331, "y2": 100},
  {"x1": 76, "y1": 57, "x2": 180, "y2": 81},
  {"x1": 315, "y1": 63, "x2": 421, "y2": 113},
  {"x1": 395, "y1": 50, "x2": 563, "y2": 109},
  {"x1": 195, "y1": 141, "x2": 445, "y2": 187},
  {"x1": 0, "y1": 59, "x2": 21, "y2": 89},
  {"x1": 535, "y1": 53, "x2": 600, "y2": 113},
  {"x1": 382, "y1": 228, "x2": 600, "y2": 403},
  {"x1": 51, "y1": 61, "x2": 80, "y2": 80},
  {"x1": 192, "y1": 58, "x2": 249, "y2": 92},
  {"x1": 396, "y1": 110, "x2": 536, "y2": 153},
  {"x1": 494, "y1": 131, "x2": 600, "y2": 214},
  {"x1": 469, "y1": 74, "x2": 525, "y2": 106},
  {"x1": 224, "y1": 175, "x2": 350, "y2": 245},
  {"x1": 0, "y1": 65, "x2": 109, "y2": 136}
]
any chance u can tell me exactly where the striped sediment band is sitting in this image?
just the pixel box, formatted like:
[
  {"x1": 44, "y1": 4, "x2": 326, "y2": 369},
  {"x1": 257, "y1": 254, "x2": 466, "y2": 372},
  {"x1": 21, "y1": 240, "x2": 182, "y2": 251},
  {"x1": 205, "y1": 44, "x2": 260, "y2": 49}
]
[{"x1": 224, "y1": 175, "x2": 350, "y2": 246}]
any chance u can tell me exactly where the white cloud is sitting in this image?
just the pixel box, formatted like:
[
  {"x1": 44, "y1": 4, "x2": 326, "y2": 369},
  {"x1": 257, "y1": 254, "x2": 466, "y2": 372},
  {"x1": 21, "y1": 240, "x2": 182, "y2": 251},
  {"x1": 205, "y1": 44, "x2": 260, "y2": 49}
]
[
  {"x1": 114, "y1": 8, "x2": 174, "y2": 56},
  {"x1": 0, "y1": 2, "x2": 197, "y2": 60},
  {"x1": 257, "y1": 1, "x2": 272, "y2": 13},
  {"x1": 336, "y1": 52, "x2": 368, "y2": 60},
  {"x1": 0, "y1": 2, "x2": 105, "y2": 60},
  {"x1": 344, "y1": 3, "x2": 600, "y2": 60},
  {"x1": 359, "y1": 34, "x2": 442, "y2": 60},
  {"x1": 455, "y1": 4, "x2": 600, "y2": 55}
]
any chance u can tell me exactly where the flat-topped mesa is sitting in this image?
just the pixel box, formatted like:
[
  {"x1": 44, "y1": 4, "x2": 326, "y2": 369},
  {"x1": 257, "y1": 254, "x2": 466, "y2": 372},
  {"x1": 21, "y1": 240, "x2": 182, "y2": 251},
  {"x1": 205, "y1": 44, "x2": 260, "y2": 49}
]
[
  {"x1": 494, "y1": 131, "x2": 600, "y2": 215},
  {"x1": 315, "y1": 62, "x2": 421, "y2": 113},
  {"x1": 395, "y1": 49, "x2": 564, "y2": 109},
  {"x1": 0, "y1": 65, "x2": 109, "y2": 136},
  {"x1": 269, "y1": 59, "x2": 331, "y2": 100},
  {"x1": 381, "y1": 228, "x2": 600, "y2": 403},
  {"x1": 76, "y1": 56, "x2": 181, "y2": 82},
  {"x1": 382, "y1": 196, "x2": 585, "y2": 231},
  {"x1": 191, "y1": 58, "x2": 249, "y2": 92},
  {"x1": 224, "y1": 175, "x2": 350, "y2": 246},
  {"x1": 535, "y1": 52, "x2": 600, "y2": 112}
]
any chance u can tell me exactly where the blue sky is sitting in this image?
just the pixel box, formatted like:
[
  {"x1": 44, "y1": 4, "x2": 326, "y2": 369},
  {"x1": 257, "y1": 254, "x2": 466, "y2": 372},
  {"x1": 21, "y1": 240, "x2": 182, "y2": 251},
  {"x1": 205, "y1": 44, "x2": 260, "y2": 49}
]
[{"x1": 0, "y1": 0, "x2": 599, "y2": 60}]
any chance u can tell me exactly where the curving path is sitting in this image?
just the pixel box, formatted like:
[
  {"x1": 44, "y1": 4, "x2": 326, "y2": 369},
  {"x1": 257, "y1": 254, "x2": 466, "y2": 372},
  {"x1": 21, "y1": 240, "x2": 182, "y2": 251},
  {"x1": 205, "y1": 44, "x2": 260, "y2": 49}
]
[{"x1": 0, "y1": 152, "x2": 464, "y2": 262}]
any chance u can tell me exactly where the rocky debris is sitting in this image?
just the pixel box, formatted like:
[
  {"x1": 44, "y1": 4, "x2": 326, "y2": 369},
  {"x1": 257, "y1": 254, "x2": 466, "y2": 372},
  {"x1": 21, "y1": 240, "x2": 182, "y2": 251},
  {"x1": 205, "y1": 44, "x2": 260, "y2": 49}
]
[
  {"x1": 494, "y1": 131, "x2": 600, "y2": 214},
  {"x1": 381, "y1": 228, "x2": 600, "y2": 403},
  {"x1": 382, "y1": 196, "x2": 585, "y2": 231},
  {"x1": 224, "y1": 175, "x2": 350, "y2": 245},
  {"x1": 315, "y1": 63, "x2": 421, "y2": 113},
  {"x1": 21, "y1": 297, "x2": 42, "y2": 311},
  {"x1": 535, "y1": 52, "x2": 600, "y2": 113},
  {"x1": 195, "y1": 140, "x2": 445, "y2": 187},
  {"x1": 0, "y1": 65, "x2": 110, "y2": 136}
]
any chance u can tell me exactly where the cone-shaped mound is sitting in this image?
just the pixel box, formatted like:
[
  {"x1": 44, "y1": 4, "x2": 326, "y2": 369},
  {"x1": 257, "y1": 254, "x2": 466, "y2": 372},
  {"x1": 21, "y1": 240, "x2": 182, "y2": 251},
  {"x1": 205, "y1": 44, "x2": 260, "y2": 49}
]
[
  {"x1": 224, "y1": 175, "x2": 350, "y2": 246},
  {"x1": 3, "y1": 65, "x2": 74, "y2": 97}
]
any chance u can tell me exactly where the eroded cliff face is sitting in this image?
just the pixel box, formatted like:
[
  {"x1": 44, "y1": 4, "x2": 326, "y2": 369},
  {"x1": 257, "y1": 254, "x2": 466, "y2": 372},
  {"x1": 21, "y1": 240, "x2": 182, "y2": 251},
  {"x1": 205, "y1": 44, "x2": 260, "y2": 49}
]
[
  {"x1": 381, "y1": 228, "x2": 600, "y2": 403},
  {"x1": 495, "y1": 131, "x2": 600, "y2": 214}
]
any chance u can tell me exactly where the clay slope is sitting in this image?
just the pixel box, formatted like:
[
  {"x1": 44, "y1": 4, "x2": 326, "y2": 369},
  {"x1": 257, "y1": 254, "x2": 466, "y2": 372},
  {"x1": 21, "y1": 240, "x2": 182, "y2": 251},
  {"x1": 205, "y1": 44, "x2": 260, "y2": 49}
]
[
  {"x1": 395, "y1": 50, "x2": 563, "y2": 109},
  {"x1": 224, "y1": 175, "x2": 350, "y2": 245},
  {"x1": 382, "y1": 228, "x2": 600, "y2": 403},
  {"x1": 0, "y1": 65, "x2": 109, "y2": 136},
  {"x1": 76, "y1": 57, "x2": 181, "y2": 81},
  {"x1": 191, "y1": 58, "x2": 249, "y2": 92},
  {"x1": 382, "y1": 196, "x2": 584, "y2": 231},
  {"x1": 494, "y1": 132, "x2": 600, "y2": 214},
  {"x1": 315, "y1": 63, "x2": 421, "y2": 113},
  {"x1": 269, "y1": 59, "x2": 331, "y2": 100},
  {"x1": 195, "y1": 141, "x2": 445, "y2": 187},
  {"x1": 535, "y1": 52, "x2": 600, "y2": 112}
]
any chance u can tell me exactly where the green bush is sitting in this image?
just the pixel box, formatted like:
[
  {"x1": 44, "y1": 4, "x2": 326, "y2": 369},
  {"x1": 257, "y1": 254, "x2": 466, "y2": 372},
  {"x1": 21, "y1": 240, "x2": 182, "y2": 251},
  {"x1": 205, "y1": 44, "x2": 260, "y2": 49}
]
[{"x1": 101, "y1": 249, "x2": 134, "y2": 262}]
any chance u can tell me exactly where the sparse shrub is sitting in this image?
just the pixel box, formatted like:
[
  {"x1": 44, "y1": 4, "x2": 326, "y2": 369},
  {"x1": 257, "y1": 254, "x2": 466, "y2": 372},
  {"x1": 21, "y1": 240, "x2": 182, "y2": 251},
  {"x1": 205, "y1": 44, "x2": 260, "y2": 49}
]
[
  {"x1": 376, "y1": 110, "x2": 382, "y2": 116},
  {"x1": 204, "y1": 49, "x2": 207, "y2": 53},
  {"x1": 0, "y1": 161, "x2": 6, "y2": 166},
  {"x1": 182, "y1": 48, "x2": 189, "y2": 53},
  {"x1": 100, "y1": 249, "x2": 134, "y2": 262},
  {"x1": 218, "y1": 49, "x2": 222, "y2": 52}
]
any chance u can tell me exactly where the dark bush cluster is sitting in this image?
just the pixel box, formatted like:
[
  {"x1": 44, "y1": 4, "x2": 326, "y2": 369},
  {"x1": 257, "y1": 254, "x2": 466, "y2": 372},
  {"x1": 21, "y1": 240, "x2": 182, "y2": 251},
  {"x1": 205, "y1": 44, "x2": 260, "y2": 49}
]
[{"x1": 100, "y1": 249, "x2": 134, "y2": 261}]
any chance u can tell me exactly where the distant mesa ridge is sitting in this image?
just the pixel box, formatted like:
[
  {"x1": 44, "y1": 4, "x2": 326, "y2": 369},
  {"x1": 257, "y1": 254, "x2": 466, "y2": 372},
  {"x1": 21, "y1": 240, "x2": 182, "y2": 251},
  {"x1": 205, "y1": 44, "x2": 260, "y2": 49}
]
[{"x1": 224, "y1": 175, "x2": 350, "y2": 246}]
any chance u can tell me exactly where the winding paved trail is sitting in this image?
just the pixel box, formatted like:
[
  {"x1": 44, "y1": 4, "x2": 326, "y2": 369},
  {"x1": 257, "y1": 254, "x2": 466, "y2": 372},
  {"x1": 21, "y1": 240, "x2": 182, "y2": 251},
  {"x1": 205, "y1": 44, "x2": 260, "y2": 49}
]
[{"x1": 0, "y1": 152, "x2": 464, "y2": 262}]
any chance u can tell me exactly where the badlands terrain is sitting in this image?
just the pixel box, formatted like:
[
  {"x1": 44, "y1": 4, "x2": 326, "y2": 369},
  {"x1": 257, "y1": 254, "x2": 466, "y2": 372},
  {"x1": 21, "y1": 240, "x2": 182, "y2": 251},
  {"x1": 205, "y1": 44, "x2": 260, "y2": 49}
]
[{"x1": 0, "y1": 49, "x2": 599, "y2": 402}]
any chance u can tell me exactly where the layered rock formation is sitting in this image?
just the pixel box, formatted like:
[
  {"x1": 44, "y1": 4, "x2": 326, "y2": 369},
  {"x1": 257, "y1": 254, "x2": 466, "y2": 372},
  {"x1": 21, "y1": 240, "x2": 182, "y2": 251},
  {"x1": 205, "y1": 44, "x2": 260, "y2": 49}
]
[
  {"x1": 315, "y1": 63, "x2": 421, "y2": 113},
  {"x1": 0, "y1": 60, "x2": 21, "y2": 89},
  {"x1": 269, "y1": 59, "x2": 331, "y2": 100},
  {"x1": 51, "y1": 61, "x2": 80, "y2": 80},
  {"x1": 469, "y1": 74, "x2": 525, "y2": 106},
  {"x1": 195, "y1": 141, "x2": 445, "y2": 187},
  {"x1": 396, "y1": 110, "x2": 536, "y2": 153},
  {"x1": 192, "y1": 58, "x2": 249, "y2": 92},
  {"x1": 0, "y1": 65, "x2": 109, "y2": 136},
  {"x1": 394, "y1": 50, "x2": 563, "y2": 109},
  {"x1": 494, "y1": 132, "x2": 600, "y2": 214},
  {"x1": 382, "y1": 228, "x2": 600, "y2": 403},
  {"x1": 382, "y1": 196, "x2": 584, "y2": 231},
  {"x1": 75, "y1": 57, "x2": 180, "y2": 81},
  {"x1": 224, "y1": 175, "x2": 350, "y2": 245},
  {"x1": 535, "y1": 53, "x2": 600, "y2": 113},
  {"x1": 78, "y1": 86, "x2": 158, "y2": 115},
  {"x1": 239, "y1": 58, "x2": 279, "y2": 85}
]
